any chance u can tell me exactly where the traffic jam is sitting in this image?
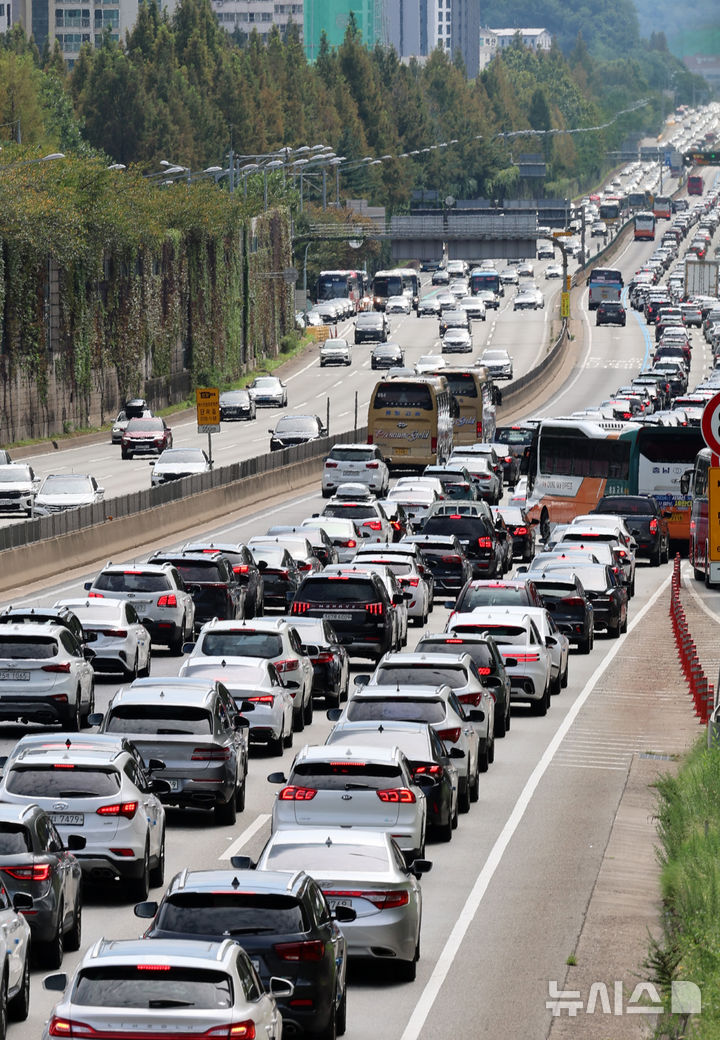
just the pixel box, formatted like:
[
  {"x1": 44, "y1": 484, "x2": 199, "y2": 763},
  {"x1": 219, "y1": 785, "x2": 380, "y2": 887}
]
[{"x1": 0, "y1": 166, "x2": 719, "y2": 1039}]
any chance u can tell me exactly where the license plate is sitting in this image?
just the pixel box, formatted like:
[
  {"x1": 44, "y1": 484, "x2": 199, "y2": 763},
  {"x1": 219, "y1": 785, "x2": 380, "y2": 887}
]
[
  {"x1": 166, "y1": 779, "x2": 180, "y2": 791},
  {"x1": 394, "y1": 448, "x2": 409, "y2": 456},
  {"x1": 0, "y1": 671, "x2": 30, "y2": 681},
  {"x1": 51, "y1": 814, "x2": 84, "y2": 826},
  {"x1": 325, "y1": 613, "x2": 352, "y2": 622},
  {"x1": 327, "y1": 897, "x2": 353, "y2": 909}
]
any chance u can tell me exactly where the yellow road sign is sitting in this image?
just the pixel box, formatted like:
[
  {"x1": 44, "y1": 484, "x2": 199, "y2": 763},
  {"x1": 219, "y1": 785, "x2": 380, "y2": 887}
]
[
  {"x1": 708, "y1": 466, "x2": 720, "y2": 561},
  {"x1": 564, "y1": 275, "x2": 571, "y2": 292},
  {"x1": 307, "y1": 325, "x2": 332, "y2": 342},
  {"x1": 196, "y1": 387, "x2": 220, "y2": 430},
  {"x1": 553, "y1": 230, "x2": 574, "y2": 237},
  {"x1": 560, "y1": 292, "x2": 570, "y2": 319}
]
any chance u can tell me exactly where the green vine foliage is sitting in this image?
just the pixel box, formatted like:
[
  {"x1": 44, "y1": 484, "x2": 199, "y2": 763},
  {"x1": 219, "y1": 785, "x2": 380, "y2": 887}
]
[{"x1": 0, "y1": 155, "x2": 293, "y2": 440}]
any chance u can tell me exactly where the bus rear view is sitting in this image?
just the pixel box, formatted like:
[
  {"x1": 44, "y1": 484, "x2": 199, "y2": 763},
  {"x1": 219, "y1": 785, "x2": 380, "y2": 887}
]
[{"x1": 588, "y1": 268, "x2": 624, "y2": 310}]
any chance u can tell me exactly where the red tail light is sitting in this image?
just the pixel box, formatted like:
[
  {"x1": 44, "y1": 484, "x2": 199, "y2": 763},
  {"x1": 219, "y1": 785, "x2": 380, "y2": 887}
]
[
  {"x1": 441, "y1": 555, "x2": 461, "y2": 563},
  {"x1": 649, "y1": 518, "x2": 659, "y2": 535},
  {"x1": 247, "y1": 695, "x2": 274, "y2": 705},
  {"x1": 391, "y1": 521, "x2": 402, "y2": 531},
  {"x1": 157, "y1": 594, "x2": 177, "y2": 607},
  {"x1": 477, "y1": 666, "x2": 491, "y2": 675},
  {"x1": 1, "y1": 863, "x2": 51, "y2": 882},
  {"x1": 233, "y1": 564, "x2": 250, "y2": 574},
  {"x1": 505, "y1": 456, "x2": 512, "y2": 463},
  {"x1": 368, "y1": 435, "x2": 374, "y2": 444},
  {"x1": 363, "y1": 520, "x2": 383, "y2": 531},
  {"x1": 377, "y1": 788, "x2": 416, "y2": 803},
  {"x1": 431, "y1": 436, "x2": 438, "y2": 454},
  {"x1": 457, "y1": 692, "x2": 482, "y2": 707},
  {"x1": 340, "y1": 539, "x2": 357, "y2": 548},
  {"x1": 323, "y1": 889, "x2": 409, "y2": 910},
  {"x1": 291, "y1": 602, "x2": 309, "y2": 614},
  {"x1": 400, "y1": 577, "x2": 420, "y2": 587},
  {"x1": 96, "y1": 801, "x2": 138, "y2": 819},
  {"x1": 274, "y1": 940, "x2": 324, "y2": 962},
  {"x1": 513, "y1": 527, "x2": 528, "y2": 536},
  {"x1": 477, "y1": 473, "x2": 491, "y2": 480},
  {"x1": 562, "y1": 596, "x2": 586, "y2": 607},
  {"x1": 366, "y1": 462, "x2": 379, "y2": 469},
  {"x1": 191, "y1": 747, "x2": 231, "y2": 761},
  {"x1": 312, "y1": 652, "x2": 334, "y2": 664},
  {"x1": 510, "y1": 653, "x2": 540, "y2": 662},
  {"x1": 477, "y1": 537, "x2": 492, "y2": 548},
  {"x1": 41, "y1": 663, "x2": 71, "y2": 673},
  {"x1": 279, "y1": 786, "x2": 317, "y2": 801},
  {"x1": 413, "y1": 764, "x2": 443, "y2": 775},
  {"x1": 298, "y1": 562, "x2": 313, "y2": 571},
  {"x1": 476, "y1": 421, "x2": 483, "y2": 437},
  {"x1": 366, "y1": 602, "x2": 384, "y2": 615},
  {"x1": 102, "y1": 629, "x2": 128, "y2": 638},
  {"x1": 437, "y1": 727, "x2": 461, "y2": 743},
  {"x1": 276, "y1": 658, "x2": 299, "y2": 673},
  {"x1": 325, "y1": 461, "x2": 338, "y2": 468},
  {"x1": 88, "y1": 592, "x2": 104, "y2": 599}
]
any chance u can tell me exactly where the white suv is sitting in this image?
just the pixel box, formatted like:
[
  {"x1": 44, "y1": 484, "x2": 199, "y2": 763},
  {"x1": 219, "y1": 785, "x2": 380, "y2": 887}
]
[
  {"x1": 84, "y1": 563, "x2": 195, "y2": 655},
  {"x1": 181, "y1": 618, "x2": 315, "y2": 731},
  {"x1": 322, "y1": 444, "x2": 390, "y2": 498}
]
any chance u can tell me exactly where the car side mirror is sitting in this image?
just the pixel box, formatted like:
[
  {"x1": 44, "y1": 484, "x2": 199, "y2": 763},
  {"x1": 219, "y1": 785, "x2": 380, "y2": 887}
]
[
  {"x1": 230, "y1": 855, "x2": 256, "y2": 870},
  {"x1": 332, "y1": 905, "x2": 357, "y2": 923},
  {"x1": 12, "y1": 893, "x2": 33, "y2": 912},
  {"x1": 238, "y1": 700, "x2": 256, "y2": 713},
  {"x1": 134, "y1": 901, "x2": 159, "y2": 919},
  {"x1": 449, "y1": 746, "x2": 465, "y2": 759},
  {"x1": 301, "y1": 644, "x2": 319, "y2": 658},
  {"x1": 182, "y1": 641, "x2": 196, "y2": 654},
  {"x1": 679, "y1": 472, "x2": 691, "y2": 496},
  {"x1": 413, "y1": 773, "x2": 437, "y2": 788},
  {"x1": 354, "y1": 675, "x2": 370, "y2": 687},
  {"x1": 468, "y1": 709, "x2": 485, "y2": 723},
  {"x1": 150, "y1": 779, "x2": 172, "y2": 795},
  {"x1": 326, "y1": 708, "x2": 342, "y2": 722},
  {"x1": 83, "y1": 582, "x2": 92, "y2": 591},
  {"x1": 504, "y1": 657, "x2": 518, "y2": 668},
  {"x1": 43, "y1": 973, "x2": 68, "y2": 993},
  {"x1": 545, "y1": 636, "x2": 557, "y2": 647},
  {"x1": 65, "y1": 834, "x2": 86, "y2": 851},
  {"x1": 411, "y1": 859, "x2": 433, "y2": 877},
  {"x1": 87, "y1": 712, "x2": 104, "y2": 728},
  {"x1": 267, "y1": 772, "x2": 287, "y2": 784},
  {"x1": 147, "y1": 758, "x2": 166, "y2": 772},
  {"x1": 234, "y1": 715, "x2": 250, "y2": 730},
  {"x1": 270, "y1": 977, "x2": 295, "y2": 999}
]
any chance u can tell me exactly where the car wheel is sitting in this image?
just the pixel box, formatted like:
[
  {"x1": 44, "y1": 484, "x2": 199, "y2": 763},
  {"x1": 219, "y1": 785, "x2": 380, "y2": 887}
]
[
  {"x1": 661, "y1": 540, "x2": 670, "y2": 565},
  {"x1": 283, "y1": 724, "x2": 293, "y2": 749},
  {"x1": 434, "y1": 812, "x2": 453, "y2": 843},
  {"x1": 578, "y1": 633, "x2": 592, "y2": 654},
  {"x1": 316, "y1": 993, "x2": 337, "y2": 1040},
  {"x1": 168, "y1": 621, "x2": 185, "y2": 656},
  {"x1": 336, "y1": 984, "x2": 347, "y2": 1036},
  {"x1": 561, "y1": 665, "x2": 569, "y2": 689},
  {"x1": 215, "y1": 790, "x2": 237, "y2": 826},
  {"x1": 139, "y1": 649, "x2": 151, "y2": 678},
  {"x1": 129, "y1": 843, "x2": 150, "y2": 901},
  {"x1": 121, "y1": 449, "x2": 130, "y2": 459},
  {"x1": 487, "y1": 734, "x2": 495, "y2": 764},
  {"x1": 43, "y1": 905, "x2": 64, "y2": 970},
  {"x1": 236, "y1": 774, "x2": 246, "y2": 813},
  {"x1": 494, "y1": 708, "x2": 507, "y2": 738},
  {"x1": 269, "y1": 727, "x2": 284, "y2": 756},
  {"x1": 293, "y1": 703, "x2": 305, "y2": 732},
  {"x1": 7, "y1": 955, "x2": 29, "y2": 1023},
  {"x1": 609, "y1": 618, "x2": 622, "y2": 639},
  {"x1": 322, "y1": 489, "x2": 332, "y2": 498},
  {"x1": 125, "y1": 652, "x2": 139, "y2": 682},
  {"x1": 396, "y1": 955, "x2": 417, "y2": 982},
  {"x1": 531, "y1": 689, "x2": 548, "y2": 716},
  {"x1": 478, "y1": 742, "x2": 490, "y2": 773},
  {"x1": 149, "y1": 830, "x2": 165, "y2": 888},
  {"x1": 303, "y1": 691, "x2": 313, "y2": 726},
  {"x1": 458, "y1": 779, "x2": 470, "y2": 814},
  {"x1": 469, "y1": 766, "x2": 480, "y2": 803},
  {"x1": 550, "y1": 672, "x2": 561, "y2": 695},
  {"x1": 620, "y1": 613, "x2": 628, "y2": 635},
  {"x1": 67, "y1": 694, "x2": 82, "y2": 733},
  {"x1": 65, "y1": 891, "x2": 82, "y2": 952}
]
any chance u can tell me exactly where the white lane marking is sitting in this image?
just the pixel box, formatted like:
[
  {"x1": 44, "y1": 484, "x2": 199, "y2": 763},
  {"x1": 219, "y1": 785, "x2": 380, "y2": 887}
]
[
  {"x1": 285, "y1": 358, "x2": 318, "y2": 383},
  {"x1": 398, "y1": 571, "x2": 671, "y2": 1040},
  {"x1": 220, "y1": 814, "x2": 271, "y2": 860},
  {"x1": 530, "y1": 287, "x2": 593, "y2": 418},
  {"x1": 338, "y1": 411, "x2": 350, "y2": 418}
]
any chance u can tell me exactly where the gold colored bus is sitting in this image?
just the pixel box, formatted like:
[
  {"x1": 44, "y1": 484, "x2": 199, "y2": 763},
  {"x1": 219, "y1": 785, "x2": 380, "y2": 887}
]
[
  {"x1": 367, "y1": 376, "x2": 454, "y2": 471},
  {"x1": 425, "y1": 366, "x2": 497, "y2": 445}
]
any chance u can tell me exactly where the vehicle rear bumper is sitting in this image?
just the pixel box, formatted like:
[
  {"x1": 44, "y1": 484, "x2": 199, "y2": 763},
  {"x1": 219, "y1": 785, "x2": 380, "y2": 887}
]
[{"x1": 0, "y1": 695, "x2": 74, "y2": 725}]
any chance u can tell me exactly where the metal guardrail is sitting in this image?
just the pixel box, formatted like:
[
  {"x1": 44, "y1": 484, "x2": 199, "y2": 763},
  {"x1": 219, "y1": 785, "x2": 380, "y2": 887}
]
[{"x1": 0, "y1": 427, "x2": 367, "y2": 553}]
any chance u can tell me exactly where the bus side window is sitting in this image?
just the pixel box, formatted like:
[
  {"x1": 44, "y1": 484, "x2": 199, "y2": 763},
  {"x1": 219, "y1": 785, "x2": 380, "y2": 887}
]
[{"x1": 695, "y1": 460, "x2": 709, "y2": 498}]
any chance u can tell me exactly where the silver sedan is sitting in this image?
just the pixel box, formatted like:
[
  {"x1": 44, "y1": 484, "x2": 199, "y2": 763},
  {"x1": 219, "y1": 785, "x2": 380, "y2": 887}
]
[{"x1": 257, "y1": 826, "x2": 431, "y2": 980}]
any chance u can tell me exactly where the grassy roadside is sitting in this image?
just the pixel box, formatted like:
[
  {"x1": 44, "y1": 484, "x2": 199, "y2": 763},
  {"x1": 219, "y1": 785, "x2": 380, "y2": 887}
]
[
  {"x1": 647, "y1": 739, "x2": 720, "y2": 1038},
  {"x1": 3, "y1": 331, "x2": 315, "y2": 451}
]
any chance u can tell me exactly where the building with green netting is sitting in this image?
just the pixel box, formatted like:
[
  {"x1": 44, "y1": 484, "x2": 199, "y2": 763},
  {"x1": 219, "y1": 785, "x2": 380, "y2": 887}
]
[{"x1": 304, "y1": 0, "x2": 381, "y2": 60}]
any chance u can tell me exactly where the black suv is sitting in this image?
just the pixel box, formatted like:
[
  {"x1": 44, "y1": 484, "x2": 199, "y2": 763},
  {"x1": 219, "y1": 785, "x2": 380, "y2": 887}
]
[
  {"x1": 291, "y1": 571, "x2": 399, "y2": 660},
  {"x1": 148, "y1": 551, "x2": 246, "y2": 630},
  {"x1": 596, "y1": 301, "x2": 626, "y2": 327},
  {"x1": 420, "y1": 512, "x2": 505, "y2": 578},
  {"x1": 527, "y1": 572, "x2": 594, "y2": 654},
  {"x1": 181, "y1": 541, "x2": 264, "y2": 617},
  {"x1": 135, "y1": 868, "x2": 353, "y2": 1039}
]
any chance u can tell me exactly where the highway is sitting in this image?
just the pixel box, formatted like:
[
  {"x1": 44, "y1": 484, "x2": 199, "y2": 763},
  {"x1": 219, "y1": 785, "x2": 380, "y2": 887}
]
[{"x1": 3, "y1": 178, "x2": 717, "y2": 1038}]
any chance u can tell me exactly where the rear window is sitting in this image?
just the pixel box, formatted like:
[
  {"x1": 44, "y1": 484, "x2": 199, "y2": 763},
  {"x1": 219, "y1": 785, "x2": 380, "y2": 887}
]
[
  {"x1": 534, "y1": 582, "x2": 578, "y2": 599},
  {"x1": 373, "y1": 383, "x2": 433, "y2": 411},
  {"x1": 571, "y1": 567, "x2": 609, "y2": 592},
  {"x1": 156, "y1": 893, "x2": 307, "y2": 935},
  {"x1": 6, "y1": 767, "x2": 121, "y2": 798},
  {"x1": 73, "y1": 966, "x2": 233, "y2": 1010},
  {"x1": 329, "y1": 448, "x2": 375, "y2": 462},
  {"x1": 266, "y1": 842, "x2": 389, "y2": 873},
  {"x1": 443, "y1": 373, "x2": 478, "y2": 398},
  {"x1": 199, "y1": 632, "x2": 282, "y2": 659},
  {"x1": 323, "y1": 505, "x2": 376, "y2": 520},
  {"x1": 595, "y1": 497, "x2": 656, "y2": 515},
  {"x1": 0, "y1": 825, "x2": 31, "y2": 854},
  {"x1": 298, "y1": 579, "x2": 377, "y2": 604},
  {"x1": 495, "y1": 427, "x2": 535, "y2": 447},
  {"x1": 422, "y1": 516, "x2": 488, "y2": 537},
  {"x1": 418, "y1": 639, "x2": 494, "y2": 672},
  {"x1": 452, "y1": 624, "x2": 526, "y2": 641},
  {"x1": 0, "y1": 637, "x2": 58, "y2": 659},
  {"x1": 346, "y1": 698, "x2": 446, "y2": 723},
  {"x1": 357, "y1": 559, "x2": 411, "y2": 577},
  {"x1": 105, "y1": 706, "x2": 213, "y2": 735},
  {"x1": 374, "y1": 665, "x2": 466, "y2": 689},
  {"x1": 290, "y1": 762, "x2": 402, "y2": 789},
  {"x1": 458, "y1": 586, "x2": 529, "y2": 609},
  {"x1": 94, "y1": 572, "x2": 170, "y2": 594},
  {"x1": 171, "y1": 562, "x2": 224, "y2": 583}
]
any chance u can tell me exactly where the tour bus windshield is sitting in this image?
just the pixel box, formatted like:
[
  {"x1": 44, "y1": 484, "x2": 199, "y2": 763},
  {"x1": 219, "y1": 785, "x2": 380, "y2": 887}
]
[{"x1": 373, "y1": 383, "x2": 433, "y2": 410}]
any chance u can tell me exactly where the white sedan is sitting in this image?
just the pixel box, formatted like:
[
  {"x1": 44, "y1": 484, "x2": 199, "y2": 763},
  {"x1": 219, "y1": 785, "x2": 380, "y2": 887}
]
[
  {"x1": 55, "y1": 598, "x2": 152, "y2": 680},
  {"x1": 545, "y1": 263, "x2": 563, "y2": 279},
  {"x1": 441, "y1": 328, "x2": 473, "y2": 353},
  {"x1": 386, "y1": 295, "x2": 412, "y2": 315},
  {"x1": 150, "y1": 448, "x2": 211, "y2": 486},
  {"x1": 415, "y1": 354, "x2": 446, "y2": 374}
]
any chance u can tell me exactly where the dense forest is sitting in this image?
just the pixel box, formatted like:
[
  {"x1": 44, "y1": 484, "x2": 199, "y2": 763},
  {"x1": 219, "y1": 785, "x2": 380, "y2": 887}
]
[{"x1": 0, "y1": 0, "x2": 706, "y2": 216}]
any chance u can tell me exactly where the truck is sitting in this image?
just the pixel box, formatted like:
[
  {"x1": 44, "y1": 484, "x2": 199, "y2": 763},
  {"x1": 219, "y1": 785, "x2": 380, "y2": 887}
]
[
  {"x1": 688, "y1": 174, "x2": 704, "y2": 195},
  {"x1": 685, "y1": 259, "x2": 720, "y2": 299}
]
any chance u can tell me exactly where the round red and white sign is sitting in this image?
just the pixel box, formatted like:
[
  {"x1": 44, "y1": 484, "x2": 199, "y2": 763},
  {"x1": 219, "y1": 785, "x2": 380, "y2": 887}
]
[{"x1": 701, "y1": 392, "x2": 720, "y2": 457}]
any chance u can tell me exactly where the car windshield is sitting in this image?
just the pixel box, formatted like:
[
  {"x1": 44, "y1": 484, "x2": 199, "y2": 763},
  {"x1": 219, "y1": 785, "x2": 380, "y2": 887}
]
[
  {"x1": 253, "y1": 378, "x2": 279, "y2": 388},
  {"x1": 459, "y1": 587, "x2": 529, "y2": 609},
  {"x1": 0, "y1": 826, "x2": 31, "y2": 853},
  {"x1": 199, "y1": 632, "x2": 282, "y2": 658},
  {"x1": 72, "y1": 967, "x2": 233, "y2": 1009},
  {"x1": 93, "y1": 572, "x2": 170, "y2": 594},
  {"x1": 158, "y1": 451, "x2": 205, "y2": 464},
  {"x1": 299, "y1": 579, "x2": 375, "y2": 603},
  {"x1": 329, "y1": 448, "x2": 375, "y2": 462},
  {"x1": 266, "y1": 842, "x2": 389, "y2": 873},
  {"x1": 291, "y1": 762, "x2": 403, "y2": 789},
  {"x1": 595, "y1": 497, "x2": 654, "y2": 515},
  {"x1": 275, "y1": 418, "x2": 318, "y2": 434},
  {"x1": 220, "y1": 392, "x2": 249, "y2": 403},
  {"x1": 346, "y1": 697, "x2": 446, "y2": 723},
  {"x1": 495, "y1": 427, "x2": 534, "y2": 446},
  {"x1": 5, "y1": 767, "x2": 121, "y2": 797},
  {"x1": 483, "y1": 351, "x2": 507, "y2": 361},
  {"x1": 251, "y1": 548, "x2": 290, "y2": 568},
  {"x1": 373, "y1": 384, "x2": 433, "y2": 410},
  {"x1": 39, "y1": 475, "x2": 92, "y2": 493},
  {"x1": 423, "y1": 517, "x2": 489, "y2": 537},
  {"x1": 0, "y1": 636, "x2": 58, "y2": 659},
  {"x1": 0, "y1": 467, "x2": 32, "y2": 483},
  {"x1": 156, "y1": 892, "x2": 307, "y2": 934},
  {"x1": 375, "y1": 665, "x2": 465, "y2": 689},
  {"x1": 126, "y1": 419, "x2": 163, "y2": 432},
  {"x1": 105, "y1": 706, "x2": 213, "y2": 735}
]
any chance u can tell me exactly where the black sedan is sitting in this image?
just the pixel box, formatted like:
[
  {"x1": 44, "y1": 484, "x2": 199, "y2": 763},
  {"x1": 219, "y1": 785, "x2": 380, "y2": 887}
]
[
  {"x1": 270, "y1": 414, "x2": 327, "y2": 452},
  {"x1": 249, "y1": 545, "x2": 303, "y2": 610},
  {"x1": 181, "y1": 540, "x2": 265, "y2": 617},
  {"x1": 280, "y1": 616, "x2": 349, "y2": 707},
  {"x1": 219, "y1": 389, "x2": 256, "y2": 421},
  {"x1": 371, "y1": 343, "x2": 405, "y2": 369},
  {"x1": 401, "y1": 535, "x2": 473, "y2": 593},
  {"x1": 421, "y1": 512, "x2": 505, "y2": 578},
  {"x1": 0, "y1": 803, "x2": 82, "y2": 967},
  {"x1": 543, "y1": 563, "x2": 626, "y2": 639},
  {"x1": 492, "y1": 506, "x2": 536, "y2": 561},
  {"x1": 135, "y1": 868, "x2": 352, "y2": 1040},
  {"x1": 525, "y1": 573, "x2": 595, "y2": 654}
]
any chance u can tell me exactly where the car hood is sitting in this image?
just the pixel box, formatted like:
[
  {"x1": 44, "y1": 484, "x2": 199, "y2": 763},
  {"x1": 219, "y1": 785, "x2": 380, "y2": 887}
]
[
  {"x1": 153, "y1": 462, "x2": 207, "y2": 475},
  {"x1": 35, "y1": 492, "x2": 96, "y2": 506},
  {"x1": 0, "y1": 481, "x2": 33, "y2": 492}
]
